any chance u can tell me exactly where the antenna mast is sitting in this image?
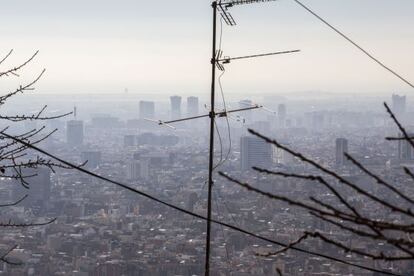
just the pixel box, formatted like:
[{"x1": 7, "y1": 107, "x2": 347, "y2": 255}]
[
  {"x1": 206, "y1": 1, "x2": 297, "y2": 274},
  {"x1": 205, "y1": 2, "x2": 218, "y2": 275},
  {"x1": 148, "y1": 1, "x2": 299, "y2": 274}
]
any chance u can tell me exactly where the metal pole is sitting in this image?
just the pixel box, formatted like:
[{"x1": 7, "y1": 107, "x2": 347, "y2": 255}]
[{"x1": 205, "y1": 1, "x2": 217, "y2": 275}]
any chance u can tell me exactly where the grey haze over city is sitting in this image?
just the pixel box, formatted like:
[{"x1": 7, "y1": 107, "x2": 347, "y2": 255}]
[
  {"x1": 1, "y1": 0, "x2": 414, "y2": 275},
  {"x1": 1, "y1": 0, "x2": 414, "y2": 94}
]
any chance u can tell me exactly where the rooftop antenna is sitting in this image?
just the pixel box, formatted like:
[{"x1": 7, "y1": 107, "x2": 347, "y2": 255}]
[
  {"x1": 150, "y1": 1, "x2": 300, "y2": 274},
  {"x1": 205, "y1": 2, "x2": 299, "y2": 274}
]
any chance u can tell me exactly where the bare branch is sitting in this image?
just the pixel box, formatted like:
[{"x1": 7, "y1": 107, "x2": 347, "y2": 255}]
[
  {"x1": 404, "y1": 167, "x2": 414, "y2": 181},
  {"x1": 0, "y1": 218, "x2": 56, "y2": 228},
  {"x1": 0, "y1": 195, "x2": 27, "y2": 208},
  {"x1": 345, "y1": 153, "x2": 414, "y2": 205},
  {"x1": 0, "y1": 105, "x2": 72, "y2": 122},
  {"x1": 257, "y1": 233, "x2": 309, "y2": 257},
  {"x1": 0, "y1": 68, "x2": 45, "y2": 106},
  {"x1": 0, "y1": 245, "x2": 22, "y2": 265},
  {"x1": 248, "y1": 128, "x2": 414, "y2": 218},
  {"x1": 219, "y1": 171, "x2": 341, "y2": 217},
  {"x1": 306, "y1": 231, "x2": 414, "y2": 261},
  {"x1": 0, "y1": 51, "x2": 39, "y2": 78},
  {"x1": 386, "y1": 136, "x2": 414, "y2": 141},
  {"x1": 384, "y1": 102, "x2": 414, "y2": 150},
  {"x1": 253, "y1": 166, "x2": 361, "y2": 217},
  {"x1": 276, "y1": 268, "x2": 283, "y2": 276},
  {"x1": 0, "y1": 50, "x2": 13, "y2": 66}
]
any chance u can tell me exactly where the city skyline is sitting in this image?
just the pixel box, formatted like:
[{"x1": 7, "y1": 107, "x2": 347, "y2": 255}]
[{"x1": 1, "y1": 1, "x2": 414, "y2": 275}]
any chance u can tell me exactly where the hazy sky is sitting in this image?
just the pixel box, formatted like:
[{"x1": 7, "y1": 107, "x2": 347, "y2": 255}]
[{"x1": 1, "y1": 0, "x2": 413, "y2": 96}]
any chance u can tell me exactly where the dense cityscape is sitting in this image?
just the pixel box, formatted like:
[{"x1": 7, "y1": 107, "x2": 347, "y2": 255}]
[
  {"x1": 1, "y1": 0, "x2": 414, "y2": 274},
  {"x1": 0, "y1": 92, "x2": 412, "y2": 275}
]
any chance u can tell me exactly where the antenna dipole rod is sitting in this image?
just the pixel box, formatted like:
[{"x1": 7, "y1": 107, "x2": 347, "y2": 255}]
[
  {"x1": 205, "y1": 1, "x2": 217, "y2": 275},
  {"x1": 163, "y1": 114, "x2": 210, "y2": 124},
  {"x1": 222, "y1": 0, "x2": 277, "y2": 7},
  {"x1": 162, "y1": 106, "x2": 261, "y2": 125},
  {"x1": 218, "y1": 49, "x2": 300, "y2": 62},
  {"x1": 224, "y1": 105, "x2": 261, "y2": 114}
]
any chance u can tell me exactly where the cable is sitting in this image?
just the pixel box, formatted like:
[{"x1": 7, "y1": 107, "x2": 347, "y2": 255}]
[
  {"x1": 213, "y1": 119, "x2": 224, "y2": 170},
  {"x1": 218, "y1": 70, "x2": 232, "y2": 167},
  {"x1": 214, "y1": 16, "x2": 233, "y2": 170},
  {"x1": 292, "y1": 0, "x2": 414, "y2": 89},
  {"x1": 0, "y1": 132, "x2": 401, "y2": 276},
  {"x1": 213, "y1": 17, "x2": 227, "y2": 171}
]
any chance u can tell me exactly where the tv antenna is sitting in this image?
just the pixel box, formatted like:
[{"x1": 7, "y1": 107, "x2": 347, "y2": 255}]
[
  {"x1": 207, "y1": 2, "x2": 300, "y2": 274},
  {"x1": 151, "y1": 1, "x2": 300, "y2": 274}
]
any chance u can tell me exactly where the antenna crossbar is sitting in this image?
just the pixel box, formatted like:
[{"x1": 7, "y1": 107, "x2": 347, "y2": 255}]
[
  {"x1": 160, "y1": 105, "x2": 262, "y2": 125},
  {"x1": 218, "y1": 49, "x2": 300, "y2": 64},
  {"x1": 220, "y1": 0, "x2": 277, "y2": 8}
]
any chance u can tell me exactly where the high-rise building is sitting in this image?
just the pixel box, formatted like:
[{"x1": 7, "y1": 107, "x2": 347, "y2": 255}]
[
  {"x1": 398, "y1": 133, "x2": 414, "y2": 161},
  {"x1": 186, "y1": 192, "x2": 198, "y2": 212},
  {"x1": 13, "y1": 168, "x2": 51, "y2": 213},
  {"x1": 278, "y1": 104, "x2": 286, "y2": 119},
  {"x1": 139, "y1": 101, "x2": 155, "y2": 119},
  {"x1": 335, "y1": 138, "x2": 348, "y2": 166},
  {"x1": 81, "y1": 151, "x2": 102, "y2": 168},
  {"x1": 278, "y1": 104, "x2": 287, "y2": 127},
  {"x1": 127, "y1": 160, "x2": 149, "y2": 180},
  {"x1": 66, "y1": 120, "x2": 84, "y2": 146},
  {"x1": 170, "y1": 96, "x2": 182, "y2": 120},
  {"x1": 187, "y1": 96, "x2": 199, "y2": 116},
  {"x1": 240, "y1": 136, "x2": 272, "y2": 171},
  {"x1": 127, "y1": 162, "x2": 141, "y2": 180},
  {"x1": 392, "y1": 94, "x2": 406, "y2": 116},
  {"x1": 28, "y1": 168, "x2": 51, "y2": 203}
]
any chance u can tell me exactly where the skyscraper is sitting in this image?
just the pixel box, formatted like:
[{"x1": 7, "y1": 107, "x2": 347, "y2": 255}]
[
  {"x1": 398, "y1": 133, "x2": 414, "y2": 161},
  {"x1": 127, "y1": 160, "x2": 149, "y2": 180},
  {"x1": 278, "y1": 104, "x2": 287, "y2": 127},
  {"x1": 240, "y1": 136, "x2": 272, "y2": 171},
  {"x1": 29, "y1": 168, "x2": 51, "y2": 203},
  {"x1": 392, "y1": 94, "x2": 406, "y2": 116},
  {"x1": 170, "y1": 96, "x2": 182, "y2": 120},
  {"x1": 187, "y1": 96, "x2": 199, "y2": 116},
  {"x1": 127, "y1": 162, "x2": 141, "y2": 180},
  {"x1": 335, "y1": 138, "x2": 348, "y2": 166},
  {"x1": 139, "y1": 101, "x2": 155, "y2": 119},
  {"x1": 278, "y1": 104, "x2": 286, "y2": 119},
  {"x1": 66, "y1": 120, "x2": 84, "y2": 146},
  {"x1": 13, "y1": 168, "x2": 51, "y2": 213}
]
